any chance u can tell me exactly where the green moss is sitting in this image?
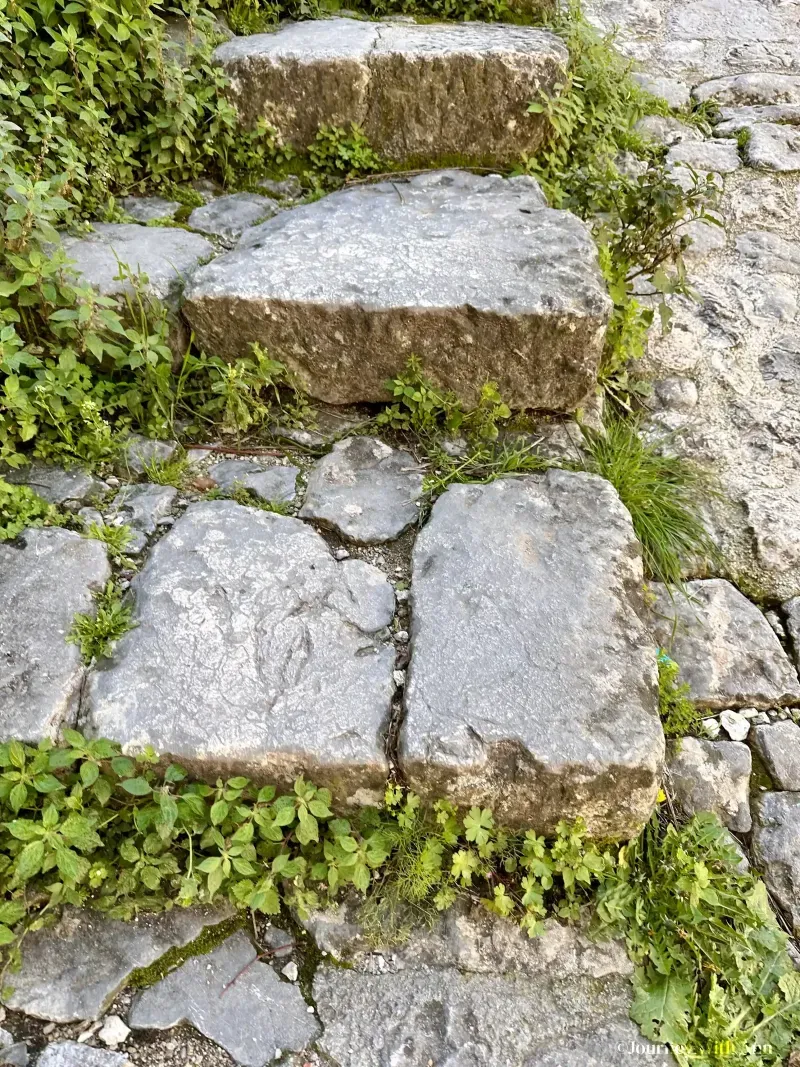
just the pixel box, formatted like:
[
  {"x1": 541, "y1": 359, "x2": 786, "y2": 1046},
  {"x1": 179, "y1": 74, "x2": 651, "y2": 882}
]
[{"x1": 128, "y1": 912, "x2": 246, "y2": 990}]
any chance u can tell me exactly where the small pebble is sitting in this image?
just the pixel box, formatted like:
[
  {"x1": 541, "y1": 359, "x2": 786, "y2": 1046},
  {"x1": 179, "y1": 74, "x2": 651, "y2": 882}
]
[
  {"x1": 106, "y1": 475, "x2": 120, "y2": 488},
  {"x1": 42, "y1": 1024, "x2": 55, "y2": 1036},
  {"x1": 720, "y1": 709, "x2": 750, "y2": 741},
  {"x1": 334, "y1": 548, "x2": 350, "y2": 560},
  {"x1": 191, "y1": 476, "x2": 216, "y2": 492},
  {"x1": 394, "y1": 630, "x2": 409, "y2": 643},
  {"x1": 98, "y1": 1015, "x2": 131, "y2": 1047},
  {"x1": 395, "y1": 589, "x2": 409, "y2": 602},
  {"x1": 156, "y1": 515, "x2": 175, "y2": 527},
  {"x1": 779, "y1": 708, "x2": 791, "y2": 720},
  {"x1": 740, "y1": 707, "x2": 759, "y2": 720},
  {"x1": 702, "y1": 717, "x2": 721, "y2": 739},
  {"x1": 393, "y1": 669, "x2": 406, "y2": 687},
  {"x1": 281, "y1": 961, "x2": 299, "y2": 982}
]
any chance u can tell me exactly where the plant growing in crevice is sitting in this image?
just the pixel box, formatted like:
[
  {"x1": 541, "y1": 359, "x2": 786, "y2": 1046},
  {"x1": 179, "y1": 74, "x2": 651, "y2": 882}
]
[
  {"x1": 307, "y1": 124, "x2": 383, "y2": 183},
  {"x1": 67, "y1": 581, "x2": 134, "y2": 662},
  {"x1": 0, "y1": 480, "x2": 64, "y2": 541},
  {"x1": 87, "y1": 522, "x2": 134, "y2": 565},
  {"x1": 582, "y1": 417, "x2": 714, "y2": 586},
  {"x1": 657, "y1": 650, "x2": 706, "y2": 738}
]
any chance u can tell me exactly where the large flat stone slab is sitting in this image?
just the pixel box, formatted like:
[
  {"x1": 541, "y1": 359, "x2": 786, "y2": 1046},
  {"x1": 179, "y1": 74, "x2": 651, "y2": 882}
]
[
  {"x1": 649, "y1": 580, "x2": 800, "y2": 709},
  {"x1": 82, "y1": 500, "x2": 395, "y2": 802},
  {"x1": 3, "y1": 905, "x2": 231, "y2": 1022},
  {"x1": 0, "y1": 529, "x2": 110, "y2": 741},
  {"x1": 183, "y1": 170, "x2": 611, "y2": 412},
  {"x1": 128, "y1": 930, "x2": 320, "y2": 1064},
  {"x1": 2, "y1": 463, "x2": 107, "y2": 506},
  {"x1": 214, "y1": 19, "x2": 568, "y2": 163},
  {"x1": 313, "y1": 904, "x2": 675, "y2": 1067},
  {"x1": 400, "y1": 470, "x2": 664, "y2": 836}
]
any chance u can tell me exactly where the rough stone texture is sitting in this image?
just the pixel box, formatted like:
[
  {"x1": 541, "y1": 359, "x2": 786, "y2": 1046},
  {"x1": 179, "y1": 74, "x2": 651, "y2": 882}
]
[
  {"x1": 105, "y1": 484, "x2": 177, "y2": 554},
  {"x1": 37, "y1": 1045, "x2": 132, "y2": 1067},
  {"x1": 667, "y1": 139, "x2": 742, "y2": 173},
  {"x1": 299, "y1": 436, "x2": 424, "y2": 543},
  {"x1": 666, "y1": 737, "x2": 752, "y2": 831},
  {"x1": 635, "y1": 113, "x2": 702, "y2": 145},
  {"x1": 83, "y1": 501, "x2": 395, "y2": 803},
  {"x1": 187, "y1": 193, "x2": 280, "y2": 244},
  {"x1": 401, "y1": 470, "x2": 664, "y2": 837},
  {"x1": 62, "y1": 225, "x2": 213, "y2": 310},
  {"x1": 214, "y1": 19, "x2": 568, "y2": 163},
  {"x1": 751, "y1": 722, "x2": 800, "y2": 789},
  {"x1": 694, "y1": 73, "x2": 800, "y2": 105},
  {"x1": 752, "y1": 792, "x2": 800, "y2": 934},
  {"x1": 632, "y1": 71, "x2": 690, "y2": 107},
  {"x1": 681, "y1": 218, "x2": 727, "y2": 262},
  {"x1": 785, "y1": 597, "x2": 800, "y2": 668},
  {"x1": 207, "y1": 458, "x2": 299, "y2": 503},
  {"x1": 313, "y1": 904, "x2": 676, "y2": 1067},
  {"x1": 120, "y1": 196, "x2": 181, "y2": 223},
  {"x1": 746, "y1": 123, "x2": 800, "y2": 171},
  {"x1": 2, "y1": 463, "x2": 108, "y2": 506},
  {"x1": 3, "y1": 905, "x2": 231, "y2": 1022},
  {"x1": 128, "y1": 930, "x2": 320, "y2": 1065},
  {"x1": 649, "y1": 580, "x2": 800, "y2": 709},
  {"x1": 0, "y1": 529, "x2": 110, "y2": 741},
  {"x1": 118, "y1": 434, "x2": 179, "y2": 476},
  {"x1": 736, "y1": 230, "x2": 800, "y2": 274},
  {"x1": 715, "y1": 105, "x2": 800, "y2": 135},
  {"x1": 183, "y1": 170, "x2": 611, "y2": 412}
]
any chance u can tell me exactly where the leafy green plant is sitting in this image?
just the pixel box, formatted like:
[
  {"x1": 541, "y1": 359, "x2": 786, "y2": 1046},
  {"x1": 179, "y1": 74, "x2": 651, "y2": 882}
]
[
  {"x1": 0, "y1": 479, "x2": 64, "y2": 541},
  {"x1": 658, "y1": 650, "x2": 706, "y2": 738},
  {"x1": 141, "y1": 454, "x2": 189, "y2": 488},
  {"x1": 307, "y1": 124, "x2": 383, "y2": 182},
  {"x1": 595, "y1": 811, "x2": 800, "y2": 1066},
  {"x1": 87, "y1": 522, "x2": 133, "y2": 565},
  {"x1": 582, "y1": 418, "x2": 713, "y2": 586},
  {"x1": 67, "y1": 581, "x2": 134, "y2": 662},
  {"x1": 206, "y1": 484, "x2": 295, "y2": 514},
  {"x1": 424, "y1": 439, "x2": 549, "y2": 495}
]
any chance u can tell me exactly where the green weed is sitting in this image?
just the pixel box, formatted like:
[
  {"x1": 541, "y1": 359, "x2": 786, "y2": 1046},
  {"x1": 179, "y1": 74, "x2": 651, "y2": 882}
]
[
  {"x1": 67, "y1": 581, "x2": 134, "y2": 662},
  {"x1": 141, "y1": 454, "x2": 190, "y2": 488},
  {"x1": 307, "y1": 124, "x2": 383, "y2": 183},
  {"x1": 657, "y1": 650, "x2": 705, "y2": 738},
  {"x1": 87, "y1": 522, "x2": 134, "y2": 565},
  {"x1": 207, "y1": 484, "x2": 295, "y2": 514},
  {"x1": 582, "y1": 418, "x2": 713, "y2": 586},
  {"x1": 0, "y1": 479, "x2": 64, "y2": 541}
]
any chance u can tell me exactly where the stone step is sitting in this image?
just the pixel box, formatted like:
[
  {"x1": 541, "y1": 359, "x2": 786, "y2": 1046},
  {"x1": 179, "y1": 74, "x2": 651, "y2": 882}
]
[
  {"x1": 183, "y1": 170, "x2": 611, "y2": 412},
  {"x1": 214, "y1": 17, "x2": 568, "y2": 164}
]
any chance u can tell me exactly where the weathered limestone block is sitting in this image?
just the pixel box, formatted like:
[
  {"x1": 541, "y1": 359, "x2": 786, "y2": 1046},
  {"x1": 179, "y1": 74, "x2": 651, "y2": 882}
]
[
  {"x1": 751, "y1": 722, "x2": 800, "y2": 790},
  {"x1": 400, "y1": 470, "x2": 664, "y2": 837},
  {"x1": 0, "y1": 529, "x2": 110, "y2": 741},
  {"x1": 649, "y1": 580, "x2": 800, "y2": 709},
  {"x1": 666, "y1": 737, "x2": 751, "y2": 831},
  {"x1": 745, "y1": 123, "x2": 800, "y2": 171},
  {"x1": 214, "y1": 18, "x2": 568, "y2": 162},
  {"x1": 3, "y1": 905, "x2": 232, "y2": 1022},
  {"x1": 314, "y1": 903, "x2": 676, "y2": 1066},
  {"x1": 128, "y1": 930, "x2": 320, "y2": 1065},
  {"x1": 183, "y1": 170, "x2": 611, "y2": 412},
  {"x1": 299, "y1": 436, "x2": 424, "y2": 543},
  {"x1": 752, "y1": 792, "x2": 800, "y2": 934},
  {"x1": 62, "y1": 224, "x2": 214, "y2": 356},
  {"x1": 2, "y1": 462, "x2": 107, "y2": 506},
  {"x1": 83, "y1": 501, "x2": 395, "y2": 803},
  {"x1": 694, "y1": 73, "x2": 800, "y2": 105},
  {"x1": 187, "y1": 192, "x2": 280, "y2": 244},
  {"x1": 37, "y1": 1045, "x2": 132, "y2": 1067},
  {"x1": 208, "y1": 458, "x2": 300, "y2": 503}
]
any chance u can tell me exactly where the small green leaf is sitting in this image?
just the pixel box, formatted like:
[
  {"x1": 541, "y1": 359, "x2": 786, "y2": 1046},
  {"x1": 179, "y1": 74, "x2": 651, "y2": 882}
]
[{"x1": 120, "y1": 777, "x2": 151, "y2": 796}]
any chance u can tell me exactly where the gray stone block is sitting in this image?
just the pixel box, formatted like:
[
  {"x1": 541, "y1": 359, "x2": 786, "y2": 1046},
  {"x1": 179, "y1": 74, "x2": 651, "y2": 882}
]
[
  {"x1": 188, "y1": 192, "x2": 280, "y2": 244},
  {"x1": 37, "y1": 1045, "x2": 131, "y2": 1067},
  {"x1": 83, "y1": 501, "x2": 395, "y2": 803},
  {"x1": 214, "y1": 18, "x2": 568, "y2": 162},
  {"x1": 105, "y1": 483, "x2": 177, "y2": 554},
  {"x1": 746, "y1": 123, "x2": 800, "y2": 171},
  {"x1": 128, "y1": 930, "x2": 319, "y2": 1065},
  {"x1": 737, "y1": 230, "x2": 800, "y2": 274},
  {"x1": 694, "y1": 73, "x2": 800, "y2": 106},
  {"x1": 752, "y1": 721, "x2": 800, "y2": 789},
  {"x1": 299, "y1": 436, "x2": 423, "y2": 543},
  {"x1": 4, "y1": 905, "x2": 231, "y2": 1022},
  {"x1": 207, "y1": 458, "x2": 299, "y2": 503},
  {"x1": 2, "y1": 463, "x2": 108, "y2": 507},
  {"x1": 752, "y1": 792, "x2": 800, "y2": 934},
  {"x1": 0, "y1": 529, "x2": 110, "y2": 741},
  {"x1": 183, "y1": 170, "x2": 611, "y2": 412},
  {"x1": 120, "y1": 197, "x2": 181, "y2": 223},
  {"x1": 650, "y1": 580, "x2": 800, "y2": 710},
  {"x1": 400, "y1": 470, "x2": 664, "y2": 837},
  {"x1": 666, "y1": 737, "x2": 752, "y2": 831}
]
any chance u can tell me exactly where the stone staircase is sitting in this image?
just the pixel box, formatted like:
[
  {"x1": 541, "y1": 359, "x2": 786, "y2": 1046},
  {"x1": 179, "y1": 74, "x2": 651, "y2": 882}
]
[{"x1": 7, "y1": 1, "x2": 800, "y2": 1064}]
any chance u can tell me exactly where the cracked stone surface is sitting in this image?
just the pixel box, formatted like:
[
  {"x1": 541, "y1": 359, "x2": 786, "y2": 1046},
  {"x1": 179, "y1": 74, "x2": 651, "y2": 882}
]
[
  {"x1": 120, "y1": 196, "x2": 181, "y2": 223},
  {"x1": 128, "y1": 930, "x2": 320, "y2": 1065},
  {"x1": 105, "y1": 483, "x2": 177, "y2": 553},
  {"x1": 207, "y1": 458, "x2": 299, "y2": 503},
  {"x1": 187, "y1": 192, "x2": 280, "y2": 244},
  {"x1": 3, "y1": 905, "x2": 232, "y2": 1022},
  {"x1": 649, "y1": 580, "x2": 800, "y2": 709},
  {"x1": 82, "y1": 500, "x2": 395, "y2": 803},
  {"x1": 666, "y1": 737, "x2": 751, "y2": 831},
  {"x1": 0, "y1": 529, "x2": 110, "y2": 742},
  {"x1": 2, "y1": 463, "x2": 108, "y2": 506},
  {"x1": 400, "y1": 469, "x2": 664, "y2": 837},
  {"x1": 313, "y1": 903, "x2": 676, "y2": 1067},
  {"x1": 37, "y1": 1045, "x2": 133, "y2": 1067},
  {"x1": 299, "y1": 436, "x2": 424, "y2": 543},
  {"x1": 752, "y1": 792, "x2": 800, "y2": 934},
  {"x1": 183, "y1": 170, "x2": 611, "y2": 412},
  {"x1": 746, "y1": 123, "x2": 800, "y2": 171},
  {"x1": 751, "y1": 721, "x2": 800, "y2": 790},
  {"x1": 214, "y1": 18, "x2": 568, "y2": 162}
]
